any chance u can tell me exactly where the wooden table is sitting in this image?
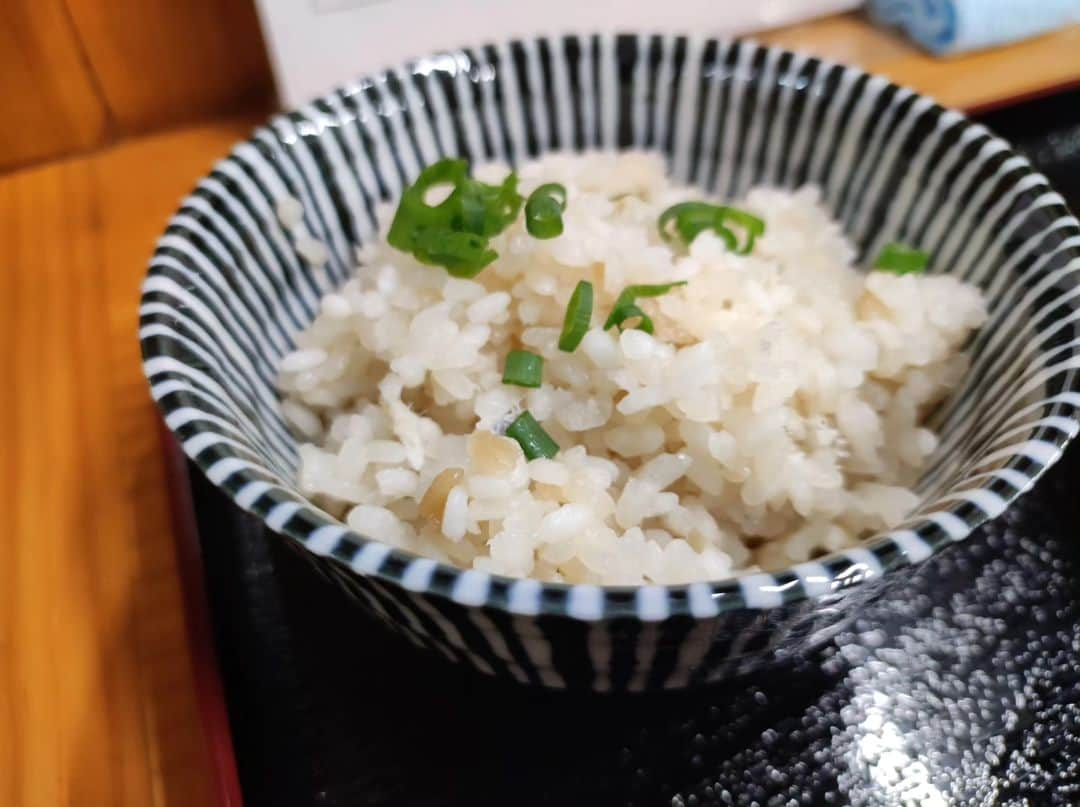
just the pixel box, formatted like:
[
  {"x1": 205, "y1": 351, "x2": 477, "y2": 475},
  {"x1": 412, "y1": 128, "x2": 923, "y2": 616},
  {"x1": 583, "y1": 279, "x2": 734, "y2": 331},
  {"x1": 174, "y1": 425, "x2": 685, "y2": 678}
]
[
  {"x1": 757, "y1": 13, "x2": 1080, "y2": 112},
  {"x1": 2, "y1": 15, "x2": 1078, "y2": 806}
]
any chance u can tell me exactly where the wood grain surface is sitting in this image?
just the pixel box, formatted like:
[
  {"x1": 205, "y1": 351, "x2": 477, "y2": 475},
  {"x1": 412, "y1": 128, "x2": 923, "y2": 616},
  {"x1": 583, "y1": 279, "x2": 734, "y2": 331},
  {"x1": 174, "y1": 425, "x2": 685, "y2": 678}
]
[
  {"x1": 66, "y1": 0, "x2": 272, "y2": 135},
  {"x1": 0, "y1": 1, "x2": 109, "y2": 170},
  {"x1": 1, "y1": 4, "x2": 1079, "y2": 171},
  {"x1": 0, "y1": 111, "x2": 263, "y2": 807},
  {"x1": 758, "y1": 15, "x2": 1080, "y2": 112},
  {"x1": 0, "y1": 0, "x2": 270, "y2": 172}
]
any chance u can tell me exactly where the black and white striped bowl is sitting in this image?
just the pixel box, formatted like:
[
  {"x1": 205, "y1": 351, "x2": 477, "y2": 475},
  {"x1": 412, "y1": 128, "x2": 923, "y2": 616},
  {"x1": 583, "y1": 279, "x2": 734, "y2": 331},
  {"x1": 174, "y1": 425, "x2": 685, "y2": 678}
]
[{"x1": 141, "y1": 34, "x2": 1080, "y2": 691}]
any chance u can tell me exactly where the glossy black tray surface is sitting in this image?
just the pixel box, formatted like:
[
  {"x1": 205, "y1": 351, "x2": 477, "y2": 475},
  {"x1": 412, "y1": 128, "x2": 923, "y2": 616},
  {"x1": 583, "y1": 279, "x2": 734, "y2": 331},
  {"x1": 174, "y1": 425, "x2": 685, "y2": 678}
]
[{"x1": 186, "y1": 89, "x2": 1080, "y2": 806}]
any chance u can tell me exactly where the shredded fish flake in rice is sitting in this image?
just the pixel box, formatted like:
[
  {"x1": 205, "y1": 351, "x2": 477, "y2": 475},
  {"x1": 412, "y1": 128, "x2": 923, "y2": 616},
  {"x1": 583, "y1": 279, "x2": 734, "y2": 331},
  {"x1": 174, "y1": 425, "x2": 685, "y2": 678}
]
[{"x1": 277, "y1": 152, "x2": 988, "y2": 585}]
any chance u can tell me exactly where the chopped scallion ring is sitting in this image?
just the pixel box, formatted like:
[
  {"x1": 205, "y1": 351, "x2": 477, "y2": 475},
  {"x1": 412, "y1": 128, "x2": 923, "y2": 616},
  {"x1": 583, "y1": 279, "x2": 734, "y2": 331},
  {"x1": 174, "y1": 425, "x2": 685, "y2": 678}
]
[
  {"x1": 558, "y1": 280, "x2": 594, "y2": 352},
  {"x1": 505, "y1": 411, "x2": 559, "y2": 460},
  {"x1": 658, "y1": 202, "x2": 719, "y2": 246},
  {"x1": 609, "y1": 303, "x2": 652, "y2": 334},
  {"x1": 410, "y1": 229, "x2": 497, "y2": 278},
  {"x1": 603, "y1": 282, "x2": 688, "y2": 334},
  {"x1": 502, "y1": 349, "x2": 544, "y2": 388},
  {"x1": 525, "y1": 182, "x2": 568, "y2": 239},
  {"x1": 387, "y1": 157, "x2": 523, "y2": 276},
  {"x1": 716, "y1": 206, "x2": 765, "y2": 255},
  {"x1": 657, "y1": 202, "x2": 764, "y2": 254},
  {"x1": 874, "y1": 242, "x2": 929, "y2": 275}
]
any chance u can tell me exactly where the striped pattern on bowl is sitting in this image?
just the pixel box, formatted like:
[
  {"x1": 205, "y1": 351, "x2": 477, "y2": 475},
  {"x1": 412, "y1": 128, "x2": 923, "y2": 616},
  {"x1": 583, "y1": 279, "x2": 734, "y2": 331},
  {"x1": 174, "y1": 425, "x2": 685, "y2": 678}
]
[{"x1": 140, "y1": 34, "x2": 1080, "y2": 690}]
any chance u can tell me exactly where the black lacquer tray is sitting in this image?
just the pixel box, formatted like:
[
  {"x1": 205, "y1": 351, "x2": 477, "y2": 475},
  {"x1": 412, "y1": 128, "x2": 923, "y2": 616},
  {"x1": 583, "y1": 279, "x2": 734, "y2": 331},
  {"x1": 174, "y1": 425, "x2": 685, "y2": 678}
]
[{"x1": 170, "y1": 90, "x2": 1080, "y2": 807}]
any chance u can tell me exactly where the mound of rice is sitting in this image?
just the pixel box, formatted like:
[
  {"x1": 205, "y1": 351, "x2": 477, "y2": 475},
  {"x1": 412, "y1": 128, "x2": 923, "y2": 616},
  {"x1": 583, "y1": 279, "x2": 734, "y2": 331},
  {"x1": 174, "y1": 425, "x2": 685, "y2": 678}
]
[{"x1": 277, "y1": 152, "x2": 987, "y2": 585}]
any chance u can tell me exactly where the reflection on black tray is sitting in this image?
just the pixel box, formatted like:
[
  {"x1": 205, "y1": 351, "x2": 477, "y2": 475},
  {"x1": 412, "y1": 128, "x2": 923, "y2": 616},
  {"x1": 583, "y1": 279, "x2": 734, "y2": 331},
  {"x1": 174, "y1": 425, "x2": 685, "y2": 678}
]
[
  {"x1": 190, "y1": 91, "x2": 1080, "y2": 807},
  {"x1": 190, "y1": 439, "x2": 1080, "y2": 807}
]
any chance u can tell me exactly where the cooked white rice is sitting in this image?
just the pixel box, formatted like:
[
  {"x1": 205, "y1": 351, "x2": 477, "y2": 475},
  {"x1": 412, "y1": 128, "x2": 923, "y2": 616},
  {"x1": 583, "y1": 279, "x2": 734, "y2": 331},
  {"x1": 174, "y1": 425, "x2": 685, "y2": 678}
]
[{"x1": 277, "y1": 152, "x2": 987, "y2": 585}]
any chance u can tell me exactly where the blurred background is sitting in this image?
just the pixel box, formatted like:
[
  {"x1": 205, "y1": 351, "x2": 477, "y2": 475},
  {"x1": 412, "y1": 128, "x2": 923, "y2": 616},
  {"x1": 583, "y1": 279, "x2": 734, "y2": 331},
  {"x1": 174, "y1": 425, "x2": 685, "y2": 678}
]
[
  {"x1": 2, "y1": 2, "x2": 1079, "y2": 806},
  {"x1": 2, "y1": 0, "x2": 1079, "y2": 173}
]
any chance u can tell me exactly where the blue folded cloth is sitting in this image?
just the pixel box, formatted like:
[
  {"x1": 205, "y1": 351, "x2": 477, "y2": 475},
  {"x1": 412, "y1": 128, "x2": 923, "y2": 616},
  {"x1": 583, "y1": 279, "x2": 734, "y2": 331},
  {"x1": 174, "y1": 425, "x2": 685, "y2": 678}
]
[{"x1": 868, "y1": 0, "x2": 1080, "y2": 55}]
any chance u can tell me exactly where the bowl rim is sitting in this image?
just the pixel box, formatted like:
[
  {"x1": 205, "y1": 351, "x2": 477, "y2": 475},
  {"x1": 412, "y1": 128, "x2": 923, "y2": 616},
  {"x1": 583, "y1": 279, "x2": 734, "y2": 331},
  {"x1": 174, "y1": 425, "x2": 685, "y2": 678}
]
[{"x1": 140, "y1": 32, "x2": 1080, "y2": 622}]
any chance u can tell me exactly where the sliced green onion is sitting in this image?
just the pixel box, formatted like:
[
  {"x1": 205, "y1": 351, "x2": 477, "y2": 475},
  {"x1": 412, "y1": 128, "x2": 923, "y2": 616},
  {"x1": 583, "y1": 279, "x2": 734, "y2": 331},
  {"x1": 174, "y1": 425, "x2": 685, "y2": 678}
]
[
  {"x1": 502, "y1": 349, "x2": 544, "y2": 388},
  {"x1": 525, "y1": 182, "x2": 568, "y2": 239},
  {"x1": 610, "y1": 303, "x2": 652, "y2": 334},
  {"x1": 558, "y1": 280, "x2": 594, "y2": 352},
  {"x1": 659, "y1": 202, "x2": 721, "y2": 246},
  {"x1": 505, "y1": 411, "x2": 559, "y2": 460},
  {"x1": 603, "y1": 281, "x2": 688, "y2": 334},
  {"x1": 387, "y1": 157, "x2": 524, "y2": 275},
  {"x1": 657, "y1": 202, "x2": 764, "y2": 254},
  {"x1": 459, "y1": 172, "x2": 523, "y2": 236},
  {"x1": 410, "y1": 229, "x2": 497, "y2": 278},
  {"x1": 387, "y1": 159, "x2": 468, "y2": 251},
  {"x1": 874, "y1": 242, "x2": 929, "y2": 275},
  {"x1": 716, "y1": 206, "x2": 765, "y2": 255}
]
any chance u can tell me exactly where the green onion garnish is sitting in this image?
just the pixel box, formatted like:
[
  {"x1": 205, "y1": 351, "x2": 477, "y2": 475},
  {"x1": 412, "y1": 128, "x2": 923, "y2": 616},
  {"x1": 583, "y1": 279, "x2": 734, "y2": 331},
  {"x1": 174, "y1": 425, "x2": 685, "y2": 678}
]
[
  {"x1": 658, "y1": 202, "x2": 764, "y2": 254},
  {"x1": 874, "y1": 242, "x2": 929, "y2": 275},
  {"x1": 525, "y1": 183, "x2": 568, "y2": 239},
  {"x1": 558, "y1": 280, "x2": 594, "y2": 352},
  {"x1": 505, "y1": 411, "x2": 559, "y2": 460},
  {"x1": 502, "y1": 349, "x2": 544, "y2": 388},
  {"x1": 387, "y1": 158, "x2": 524, "y2": 277},
  {"x1": 602, "y1": 282, "x2": 688, "y2": 334},
  {"x1": 410, "y1": 229, "x2": 496, "y2": 278},
  {"x1": 659, "y1": 202, "x2": 725, "y2": 246},
  {"x1": 718, "y1": 206, "x2": 765, "y2": 254}
]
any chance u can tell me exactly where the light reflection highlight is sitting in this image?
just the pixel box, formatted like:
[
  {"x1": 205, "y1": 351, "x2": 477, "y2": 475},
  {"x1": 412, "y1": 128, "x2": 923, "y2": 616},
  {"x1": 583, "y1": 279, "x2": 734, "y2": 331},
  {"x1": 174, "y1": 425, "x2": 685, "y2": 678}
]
[
  {"x1": 413, "y1": 52, "x2": 471, "y2": 77},
  {"x1": 854, "y1": 698, "x2": 948, "y2": 807}
]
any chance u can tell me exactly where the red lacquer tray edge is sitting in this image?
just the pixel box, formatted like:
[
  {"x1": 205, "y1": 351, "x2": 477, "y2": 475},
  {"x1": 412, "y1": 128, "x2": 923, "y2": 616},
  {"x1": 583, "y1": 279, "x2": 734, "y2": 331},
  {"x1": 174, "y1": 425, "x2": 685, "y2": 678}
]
[{"x1": 159, "y1": 422, "x2": 245, "y2": 807}]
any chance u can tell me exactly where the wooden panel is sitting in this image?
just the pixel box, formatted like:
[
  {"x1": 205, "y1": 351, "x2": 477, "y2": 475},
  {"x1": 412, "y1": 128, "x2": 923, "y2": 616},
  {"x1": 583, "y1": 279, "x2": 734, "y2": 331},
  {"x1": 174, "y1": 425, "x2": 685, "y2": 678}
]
[
  {"x1": 2, "y1": 5, "x2": 1078, "y2": 172},
  {"x1": 0, "y1": 156, "x2": 154, "y2": 806},
  {"x1": 0, "y1": 111, "x2": 260, "y2": 806},
  {"x1": 876, "y1": 24, "x2": 1080, "y2": 112},
  {"x1": 65, "y1": 0, "x2": 273, "y2": 134},
  {"x1": 759, "y1": 14, "x2": 1080, "y2": 112},
  {"x1": 0, "y1": 1, "x2": 109, "y2": 171}
]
